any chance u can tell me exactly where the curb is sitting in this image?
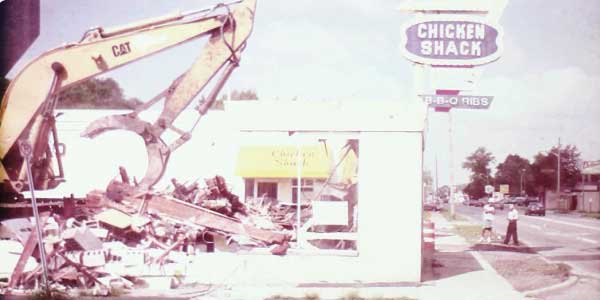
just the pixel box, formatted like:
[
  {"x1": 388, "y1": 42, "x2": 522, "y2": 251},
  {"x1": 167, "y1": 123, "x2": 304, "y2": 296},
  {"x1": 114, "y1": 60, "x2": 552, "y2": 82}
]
[{"x1": 522, "y1": 275, "x2": 578, "y2": 297}]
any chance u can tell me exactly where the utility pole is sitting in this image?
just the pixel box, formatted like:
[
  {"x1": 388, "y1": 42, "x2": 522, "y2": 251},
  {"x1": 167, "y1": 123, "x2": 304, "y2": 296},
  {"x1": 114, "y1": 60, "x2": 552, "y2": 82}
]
[
  {"x1": 519, "y1": 169, "x2": 525, "y2": 195},
  {"x1": 449, "y1": 111, "x2": 455, "y2": 219},
  {"x1": 557, "y1": 137, "x2": 561, "y2": 195}
]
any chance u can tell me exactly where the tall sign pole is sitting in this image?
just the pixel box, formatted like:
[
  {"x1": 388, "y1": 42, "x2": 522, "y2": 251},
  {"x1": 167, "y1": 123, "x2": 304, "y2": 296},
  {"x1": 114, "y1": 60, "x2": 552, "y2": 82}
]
[
  {"x1": 399, "y1": 1, "x2": 507, "y2": 220},
  {"x1": 448, "y1": 111, "x2": 455, "y2": 218}
]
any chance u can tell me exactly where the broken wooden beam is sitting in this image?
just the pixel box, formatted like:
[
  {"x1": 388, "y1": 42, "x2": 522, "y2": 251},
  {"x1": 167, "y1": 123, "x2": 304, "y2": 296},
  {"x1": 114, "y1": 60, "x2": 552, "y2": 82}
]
[
  {"x1": 153, "y1": 238, "x2": 184, "y2": 265},
  {"x1": 57, "y1": 252, "x2": 107, "y2": 289},
  {"x1": 128, "y1": 195, "x2": 287, "y2": 244},
  {"x1": 21, "y1": 248, "x2": 57, "y2": 284}
]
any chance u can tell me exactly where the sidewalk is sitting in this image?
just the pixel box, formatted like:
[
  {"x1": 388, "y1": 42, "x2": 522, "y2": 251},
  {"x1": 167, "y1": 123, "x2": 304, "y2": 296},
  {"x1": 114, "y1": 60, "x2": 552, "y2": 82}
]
[
  {"x1": 419, "y1": 212, "x2": 526, "y2": 300},
  {"x1": 177, "y1": 212, "x2": 528, "y2": 300}
]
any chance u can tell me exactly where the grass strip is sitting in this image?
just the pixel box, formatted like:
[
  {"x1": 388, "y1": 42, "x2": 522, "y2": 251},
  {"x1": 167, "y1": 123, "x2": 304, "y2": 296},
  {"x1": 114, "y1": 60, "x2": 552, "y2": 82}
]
[
  {"x1": 440, "y1": 210, "x2": 467, "y2": 222},
  {"x1": 584, "y1": 212, "x2": 600, "y2": 219}
]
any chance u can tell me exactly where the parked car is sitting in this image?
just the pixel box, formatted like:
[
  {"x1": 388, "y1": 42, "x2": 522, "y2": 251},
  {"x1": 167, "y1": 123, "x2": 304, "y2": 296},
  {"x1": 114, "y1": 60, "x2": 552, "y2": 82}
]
[
  {"x1": 504, "y1": 196, "x2": 518, "y2": 205},
  {"x1": 491, "y1": 200, "x2": 504, "y2": 210},
  {"x1": 468, "y1": 198, "x2": 485, "y2": 207},
  {"x1": 424, "y1": 201, "x2": 442, "y2": 211},
  {"x1": 525, "y1": 202, "x2": 546, "y2": 216},
  {"x1": 525, "y1": 196, "x2": 541, "y2": 206},
  {"x1": 515, "y1": 196, "x2": 527, "y2": 206}
]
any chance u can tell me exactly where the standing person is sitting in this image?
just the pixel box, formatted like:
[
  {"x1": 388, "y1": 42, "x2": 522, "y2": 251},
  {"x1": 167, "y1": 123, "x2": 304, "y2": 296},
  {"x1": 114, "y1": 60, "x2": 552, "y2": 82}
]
[
  {"x1": 504, "y1": 204, "x2": 519, "y2": 245},
  {"x1": 479, "y1": 200, "x2": 495, "y2": 243}
]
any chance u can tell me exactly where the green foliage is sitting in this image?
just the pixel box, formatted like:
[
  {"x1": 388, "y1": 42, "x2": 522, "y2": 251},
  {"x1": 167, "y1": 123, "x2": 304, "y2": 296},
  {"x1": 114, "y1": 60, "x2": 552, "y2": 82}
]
[
  {"x1": 441, "y1": 210, "x2": 467, "y2": 221},
  {"x1": 211, "y1": 99, "x2": 225, "y2": 110},
  {"x1": 462, "y1": 147, "x2": 495, "y2": 199},
  {"x1": 495, "y1": 154, "x2": 533, "y2": 195},
  {"x1": 531, "y1": 144, "x2": 581, "y2": 191},
  {"x1": 230, "y1": 89, "x2": 258, "y2": 100},
  {"x1": 451, "y1": 223, "x2": 484, "y2": 244},
  {"x1": 437, "y1": 185, "x2": 450, "y2": 199},
  {"x1": 57, "y1": 77, "x2": 139, "y2": 109},
  {"x1": 463, "y1": 147, "x2": 495, "y2": 178},
  {"x1": 584, "y1": 213, "x2": 600, "y2": 219}
]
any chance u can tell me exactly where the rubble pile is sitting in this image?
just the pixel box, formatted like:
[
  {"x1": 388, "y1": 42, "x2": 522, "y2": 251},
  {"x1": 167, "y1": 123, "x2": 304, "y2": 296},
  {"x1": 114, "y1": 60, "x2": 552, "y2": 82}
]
[{"x1": 0, "y1": 175, "x2": 293, "y2": 296}]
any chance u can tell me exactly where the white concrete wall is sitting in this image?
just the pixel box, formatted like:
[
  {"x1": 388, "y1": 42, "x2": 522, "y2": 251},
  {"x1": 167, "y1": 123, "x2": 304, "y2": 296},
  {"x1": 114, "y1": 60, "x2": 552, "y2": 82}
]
[
  {"x1": 50, "y1": 105, "x2": 425, "y2": 284},
  {"x1": 357, "y1": 132, "x2": 423, "y2": 282}
]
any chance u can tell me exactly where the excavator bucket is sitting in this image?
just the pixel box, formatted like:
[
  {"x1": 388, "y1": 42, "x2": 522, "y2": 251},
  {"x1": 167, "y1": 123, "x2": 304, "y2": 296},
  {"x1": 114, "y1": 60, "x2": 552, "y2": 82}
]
[{"x1": 80, "y1": 114, "x2": 169, "y2": 190}]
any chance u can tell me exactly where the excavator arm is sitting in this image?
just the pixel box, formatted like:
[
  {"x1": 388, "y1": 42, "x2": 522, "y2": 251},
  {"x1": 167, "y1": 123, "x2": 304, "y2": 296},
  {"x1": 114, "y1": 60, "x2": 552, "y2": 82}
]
[{"x1": 0, "y1": 0, "x2": 257, "y2": 195}]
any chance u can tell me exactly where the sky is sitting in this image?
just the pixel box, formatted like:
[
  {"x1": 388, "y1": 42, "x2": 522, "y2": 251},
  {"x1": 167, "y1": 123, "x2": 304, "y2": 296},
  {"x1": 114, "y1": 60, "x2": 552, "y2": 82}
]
[{"x1": 7, "y1": 0, "x2": 600, "y2": 187}]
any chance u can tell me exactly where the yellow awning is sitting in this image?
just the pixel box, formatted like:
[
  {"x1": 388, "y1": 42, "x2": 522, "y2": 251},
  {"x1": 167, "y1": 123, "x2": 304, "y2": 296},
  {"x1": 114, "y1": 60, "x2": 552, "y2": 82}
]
[{"x1": 235, "y1": 145, "x2": 332, "y2": 178}]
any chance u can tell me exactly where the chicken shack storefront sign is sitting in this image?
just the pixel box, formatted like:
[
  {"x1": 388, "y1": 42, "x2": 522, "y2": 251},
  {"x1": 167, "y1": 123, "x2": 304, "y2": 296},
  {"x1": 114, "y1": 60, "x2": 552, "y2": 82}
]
[{"x1": 401, "y1": 16, "x2": 503, "y2": 66}]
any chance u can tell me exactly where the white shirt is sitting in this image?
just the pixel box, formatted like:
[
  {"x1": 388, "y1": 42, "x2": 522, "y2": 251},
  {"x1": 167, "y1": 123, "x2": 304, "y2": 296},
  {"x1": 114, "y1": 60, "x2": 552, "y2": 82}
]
[{"x1": 507, "y1": 209, "x2": 519, "y2": 221}]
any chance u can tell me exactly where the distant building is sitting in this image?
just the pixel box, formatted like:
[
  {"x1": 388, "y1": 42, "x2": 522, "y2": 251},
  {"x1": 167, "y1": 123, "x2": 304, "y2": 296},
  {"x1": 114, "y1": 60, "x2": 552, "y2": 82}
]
[{"x1": 545, "y1": 164, "x2": 600, "y2": 212}]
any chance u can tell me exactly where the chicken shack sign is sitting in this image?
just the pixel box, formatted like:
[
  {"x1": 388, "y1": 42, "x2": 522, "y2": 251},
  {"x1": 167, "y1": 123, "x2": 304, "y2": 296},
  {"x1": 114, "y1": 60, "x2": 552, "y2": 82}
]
[{"x1": 400, "y1": 15, "x2": 504, "y2": 66}]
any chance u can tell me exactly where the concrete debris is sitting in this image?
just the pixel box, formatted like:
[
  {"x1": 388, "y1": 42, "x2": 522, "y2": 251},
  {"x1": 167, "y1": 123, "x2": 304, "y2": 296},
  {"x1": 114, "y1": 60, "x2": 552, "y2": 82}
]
[{"x1": 0, "y1": 174, "x2": 295, "y2": 296}]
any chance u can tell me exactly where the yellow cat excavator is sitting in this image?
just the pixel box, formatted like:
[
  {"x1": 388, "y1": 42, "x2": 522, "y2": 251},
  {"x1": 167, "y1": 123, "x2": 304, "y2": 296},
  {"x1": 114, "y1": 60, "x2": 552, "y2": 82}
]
[{"x1": 0, "y1": 0, "x2": 257, "y2": 197}]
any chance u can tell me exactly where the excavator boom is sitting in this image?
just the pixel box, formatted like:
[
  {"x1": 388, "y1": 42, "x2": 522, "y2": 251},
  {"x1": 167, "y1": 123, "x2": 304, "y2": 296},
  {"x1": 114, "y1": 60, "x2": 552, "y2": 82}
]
[{"x1": 0, "y1": 0, "x2": 257, "y2": 195}]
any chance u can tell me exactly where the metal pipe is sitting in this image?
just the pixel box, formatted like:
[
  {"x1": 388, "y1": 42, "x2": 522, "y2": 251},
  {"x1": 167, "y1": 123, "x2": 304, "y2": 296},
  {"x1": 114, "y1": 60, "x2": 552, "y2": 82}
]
[{"x1": 18, "y1": 140, "x2": 49, "y2": 291}]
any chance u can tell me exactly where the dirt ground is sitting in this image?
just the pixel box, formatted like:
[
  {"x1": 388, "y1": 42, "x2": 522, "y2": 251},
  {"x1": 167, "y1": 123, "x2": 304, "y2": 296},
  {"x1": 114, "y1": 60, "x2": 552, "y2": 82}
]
[{"x1": 479, "y1": 250, "x2": 571, "y2": 292}]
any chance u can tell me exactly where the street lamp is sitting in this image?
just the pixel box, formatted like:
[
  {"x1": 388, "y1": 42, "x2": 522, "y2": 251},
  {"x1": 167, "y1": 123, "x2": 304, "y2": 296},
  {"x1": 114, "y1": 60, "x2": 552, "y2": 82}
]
[{"x1": 542, "y1": 138, "x2": 561, "y2": 208}]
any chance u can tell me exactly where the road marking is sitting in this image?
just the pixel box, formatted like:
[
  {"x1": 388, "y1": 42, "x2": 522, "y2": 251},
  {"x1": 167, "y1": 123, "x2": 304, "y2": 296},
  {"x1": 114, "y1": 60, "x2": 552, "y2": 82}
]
[
  {"x1": 576, "y1": 237, "x2": 599, "y2": 244},
  {"x1": 527, "y1": 224, "x2": 542, "y2": 230},
  {"x1": 534, "y1": 217, "x2": 600, "y2": 232}
]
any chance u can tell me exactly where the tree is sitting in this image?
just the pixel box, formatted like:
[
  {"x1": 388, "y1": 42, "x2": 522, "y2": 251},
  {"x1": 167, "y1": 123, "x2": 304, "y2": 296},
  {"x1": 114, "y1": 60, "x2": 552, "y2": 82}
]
[
  {"x1": 531, "y1": 144, "x2": 581, "y2": 192},
  {"x1": 494, "y1": 154, "x2": 533, "y2": 195},
  {"x1": 230, "y1": 89, "x2": 258, "y2": 100},
  {"x1": 462, "y1": 147, "x2": 495, "y2": 200},
  {"x1": 437, "y1": 185, "x2": 450, "y2": 200},
  {"x1": 57, "y1": 77, "x2": 140, "y2": 109}
]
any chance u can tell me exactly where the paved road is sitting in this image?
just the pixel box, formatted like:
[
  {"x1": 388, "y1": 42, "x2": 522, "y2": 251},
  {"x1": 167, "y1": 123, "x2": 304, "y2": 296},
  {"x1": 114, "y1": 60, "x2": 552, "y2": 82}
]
[{"x1": 452, "y1": 204, "x2": 600, "y2": 276}]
